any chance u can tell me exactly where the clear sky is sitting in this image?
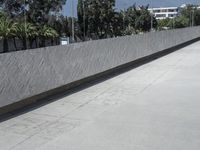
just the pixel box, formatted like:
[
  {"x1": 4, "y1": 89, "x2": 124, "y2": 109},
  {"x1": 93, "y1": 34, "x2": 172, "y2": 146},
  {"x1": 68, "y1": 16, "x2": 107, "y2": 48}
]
[{"x1": 63, "y1": 0, "x2": 200, "y2": 16}]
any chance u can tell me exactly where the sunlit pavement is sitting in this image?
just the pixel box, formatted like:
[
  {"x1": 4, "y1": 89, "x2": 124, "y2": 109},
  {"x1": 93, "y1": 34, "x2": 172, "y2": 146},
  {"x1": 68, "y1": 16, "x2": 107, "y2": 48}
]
[{"x1": 1, "y1": 41, "x2": 200, "y2": 150}]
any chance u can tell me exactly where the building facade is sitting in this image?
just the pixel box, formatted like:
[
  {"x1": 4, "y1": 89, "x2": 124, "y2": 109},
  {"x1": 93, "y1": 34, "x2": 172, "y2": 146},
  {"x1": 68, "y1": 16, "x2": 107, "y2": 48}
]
[{"x1": 148, "y1": 7, "x2": 179, "y2": 20}]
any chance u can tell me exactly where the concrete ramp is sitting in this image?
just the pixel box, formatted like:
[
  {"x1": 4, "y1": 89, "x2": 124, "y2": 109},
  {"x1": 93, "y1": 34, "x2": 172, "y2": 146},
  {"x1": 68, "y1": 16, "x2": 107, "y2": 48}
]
[{"x1": 0, "y1": 41, "x2": 200, "y2": 150}]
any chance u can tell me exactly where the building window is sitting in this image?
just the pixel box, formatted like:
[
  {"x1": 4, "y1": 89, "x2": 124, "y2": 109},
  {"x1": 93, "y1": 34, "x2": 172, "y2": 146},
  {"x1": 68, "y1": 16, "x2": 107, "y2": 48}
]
[
  {"x1": 154, "y1": 10, "x2": 161, "y2": 13},
  {"x1": 168, "y1": 9, "x2": 177, "y2": 12},
  {"x1": 161, "y1": 9, "x2": 168, "y2": 12},
  {"x1": 168, "y1": 14, "x2": 177, "y2": 17},
  {"x1": 156, "y1": 14, "x2": 166, "y2": 18}
]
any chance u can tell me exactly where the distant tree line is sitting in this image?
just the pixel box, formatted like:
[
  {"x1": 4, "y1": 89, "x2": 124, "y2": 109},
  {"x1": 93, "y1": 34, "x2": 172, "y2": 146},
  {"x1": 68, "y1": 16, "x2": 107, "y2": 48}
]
[
  {"x1": 158, "y1": 5, "x2": 200, "y2": 30},
  {"x1": 0, "y1": 0, "x2": 68, "y2": 53},
  {"x1": 0, "y1": 1, "x2": 200, "y2": 53},
  {"x1": 77, "y1": 0, "x2": 157, "y2": 40}
]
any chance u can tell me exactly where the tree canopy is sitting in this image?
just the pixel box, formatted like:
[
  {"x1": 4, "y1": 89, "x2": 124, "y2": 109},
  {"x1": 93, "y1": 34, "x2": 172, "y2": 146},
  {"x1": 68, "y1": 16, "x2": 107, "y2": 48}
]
[
  {"x1": 0, "y1": 0, "x2": 66, "y2": 52},
  {"x1": 1, "y1": 1, "x2": 200, "y2": 53}
]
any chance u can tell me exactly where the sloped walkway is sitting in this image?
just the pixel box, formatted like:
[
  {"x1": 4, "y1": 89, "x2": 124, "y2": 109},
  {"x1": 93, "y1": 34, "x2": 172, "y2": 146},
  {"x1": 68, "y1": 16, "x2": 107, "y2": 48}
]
[{"x1": 1, "y1": 41, "x2": 200, "y2": 150}]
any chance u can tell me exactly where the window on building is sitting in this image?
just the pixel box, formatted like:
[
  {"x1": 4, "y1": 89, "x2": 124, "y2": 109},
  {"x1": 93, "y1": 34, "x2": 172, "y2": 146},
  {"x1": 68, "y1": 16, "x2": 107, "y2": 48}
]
[
  {"x1": 161, "y1": 9, "x2": 168, "y2": 12},
  {"x1": 168, "y1": 9, "x2": 177, "y2": 12},
  {"x1": 156, "y1": 14, "x2": 166, "y2": 18},
  {"x1": 154, "y1": 10, "x2": 161, "y2": 13},
  {"x1": 168, "y1": 14, "x2": 177, "y2": 18}
]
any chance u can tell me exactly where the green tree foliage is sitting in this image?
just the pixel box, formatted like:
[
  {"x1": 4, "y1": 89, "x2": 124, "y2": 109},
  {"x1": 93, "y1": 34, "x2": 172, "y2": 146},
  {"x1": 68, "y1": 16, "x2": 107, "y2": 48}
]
[
  {"x1": 15, "y1": 22, "x2": 37, "y2": 50},
  {"x1": 0, "y1": 10, "x2": 5, "y2": 18},
  {"x1": 2, "y1": 0, "x2": 200, "y2": 53},
  {"x1": 0, "y1": 16, "x2": 17, "y2": 52},
  {"x1": 180, "y1": 4, "x2": 200, "y2": 26},
  {"x1": 124, "y1": 5, "x2": 137, "y2": 34},
  {"x1": 39, "y1": 25, "x2": 59, "y2": 47},
  {"x1": 193, "y1": 9, "x2": 200, "y2": 26},
  {"x1": 124, "y1": 4, "x2": 157, "y2": 34},
  {"x1": 0, "y1": 0, "x2": 67, "y2": 29},
  {"x1": 60, "y1": 16, "x2": 70, "y2": 37},
  {"x1": 77, "y1": 2, "x2": 158, "y2": 39},
  {"x1": 0, "y1": 0, "x2": 66, "y2": 52},
  {"x1": 110, "y1": 12, "x2": 124, "y2": 36},
  {"x1": 158, "y1": 5, "x2": 200, "y2": 30},
  {"x1": 77, "y1": 0, "x2": 89, "y2": 40},
  {"x1": 158, "y1": 18, "x2": 171, "y2": 30},
  {"x1": 0, "y1": 0, "x2": 24, "y2": 18},
  {"x1": 25, "y1": 0, "x2": 66, "y2": 25},
  {"x1": 135, "y1": 5, "x2": 157, "y2": 32},
  {"x1": 82, "y1": 0, "x2": 116, "y2": 39},
  {"x1": 169, "y1": 16, "x2": 189, "y2": 29},
  {"x1": 158, "y1": 16, "x2": 189, "y2": 30}
]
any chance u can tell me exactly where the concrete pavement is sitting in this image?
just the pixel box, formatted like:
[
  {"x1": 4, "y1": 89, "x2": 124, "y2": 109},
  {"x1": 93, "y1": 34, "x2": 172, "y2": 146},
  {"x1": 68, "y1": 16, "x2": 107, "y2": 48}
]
[{"x1": 1, "y1": 41, "x2": 200, "y2": 150}]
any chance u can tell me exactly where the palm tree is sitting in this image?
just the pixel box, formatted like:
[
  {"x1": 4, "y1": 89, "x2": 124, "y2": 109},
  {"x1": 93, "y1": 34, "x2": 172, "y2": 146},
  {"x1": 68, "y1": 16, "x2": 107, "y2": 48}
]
[
  {"x1": 0, "y1": 11, "x2": 5, "y2": 18},
  {"x1": 0, "y1": 16, "x2": 17, "y2": 53},
  {"x1": 39, "y1": 25, "x2": 59, "y2": 47},
  {"x1": 28, "y1": 25, "x2": 38, "y2": 49},
  {"x1": 15, "y1": 22, "x2": 38, "y2": 50}
]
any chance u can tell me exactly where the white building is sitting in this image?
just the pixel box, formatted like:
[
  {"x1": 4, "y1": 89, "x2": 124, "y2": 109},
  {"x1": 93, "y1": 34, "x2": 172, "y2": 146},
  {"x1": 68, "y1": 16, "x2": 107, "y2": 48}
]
[{"x1": 148, "y1": 7, "x2": 179, "y2": 20}]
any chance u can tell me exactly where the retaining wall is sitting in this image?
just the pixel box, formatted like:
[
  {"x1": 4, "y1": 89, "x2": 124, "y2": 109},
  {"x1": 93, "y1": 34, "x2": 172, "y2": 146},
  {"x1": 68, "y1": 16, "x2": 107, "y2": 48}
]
[
  {"x1": 0, "y1": 39, "x2": 58, "y2": 53},
  {"x1": 0, "y1": 27, "x2": 200, "y2": 114}
]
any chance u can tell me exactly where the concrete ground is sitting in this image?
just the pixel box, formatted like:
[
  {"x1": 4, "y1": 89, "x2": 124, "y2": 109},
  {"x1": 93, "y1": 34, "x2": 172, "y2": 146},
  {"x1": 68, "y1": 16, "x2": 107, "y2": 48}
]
[{"x1": 1, "y1": 41, "x2": 200, "y2": 150}]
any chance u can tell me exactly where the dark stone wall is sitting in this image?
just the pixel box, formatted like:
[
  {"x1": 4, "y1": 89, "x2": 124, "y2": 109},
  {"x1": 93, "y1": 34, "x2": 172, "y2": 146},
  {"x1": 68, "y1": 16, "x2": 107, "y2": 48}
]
[{"x1": 0, "y1": 39, "x2": 58, "y2": 53}]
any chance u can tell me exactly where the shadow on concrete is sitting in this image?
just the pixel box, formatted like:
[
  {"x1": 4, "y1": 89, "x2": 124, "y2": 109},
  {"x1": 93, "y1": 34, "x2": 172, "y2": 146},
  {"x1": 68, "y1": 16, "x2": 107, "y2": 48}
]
[{"x1": 0, "y1": 37, "x2": 199, "y2": 122}]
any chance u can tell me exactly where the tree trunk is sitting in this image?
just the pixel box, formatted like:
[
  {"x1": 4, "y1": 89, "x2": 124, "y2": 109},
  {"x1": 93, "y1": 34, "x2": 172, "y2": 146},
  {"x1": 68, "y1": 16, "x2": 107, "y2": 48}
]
[
  {"x1": 3, "y1": 38, "x2": 9, "y2": 53},
  {"x1": 34, "y1": 37, "x2": 38, "y2": 48},
  {"x1": 13, "y1": 38, "x2": 18, "y2": 51},
  {"x1": 55, "y1": 38, "x2": 58, "y2": 45},
  {"x1": 51, "y1": 38, "x2": 54, "y2": 46},
  {"x1": 29, "y1": 38, "x2": 34, "y2": 49},
  {"x1": 43, "y1": 39, "x2": 46, "y2": 47},
  {"x1": 22, "y1": 38, "x2": 27, "y2": 50},
  {"x1": 39, "y1": 38, "x2": 45, "y2": 47}
]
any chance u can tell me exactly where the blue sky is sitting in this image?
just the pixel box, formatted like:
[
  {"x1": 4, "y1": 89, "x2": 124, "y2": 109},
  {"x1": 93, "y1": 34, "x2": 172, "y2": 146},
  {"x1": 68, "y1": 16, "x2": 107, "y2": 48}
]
[{"x1": 63, "y1": 0, "x2": 200, "y2": 16}]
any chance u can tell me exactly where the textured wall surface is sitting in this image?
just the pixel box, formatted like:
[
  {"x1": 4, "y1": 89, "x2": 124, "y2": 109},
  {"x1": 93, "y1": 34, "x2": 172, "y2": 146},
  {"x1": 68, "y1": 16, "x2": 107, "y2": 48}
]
[{"x1": 0, "y1": 27, "x2": 200, "y2": 109}]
